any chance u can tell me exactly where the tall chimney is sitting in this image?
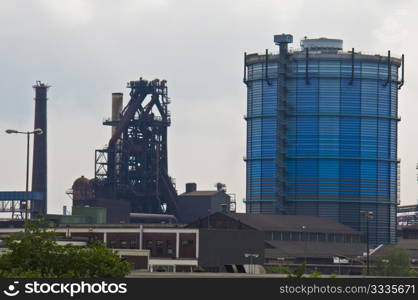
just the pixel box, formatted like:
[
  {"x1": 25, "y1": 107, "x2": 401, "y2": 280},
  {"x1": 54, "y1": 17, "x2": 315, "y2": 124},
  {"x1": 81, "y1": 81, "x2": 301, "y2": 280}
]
[
  {"x1": 111, "y1": 93, "x2": 123, "y2": 137},
  {"x1": 185, "y1": 183, "x2": 197, "y2": 193},
  {"x1": 31, "y1": 81, "x2": 49, "y2": 216}
]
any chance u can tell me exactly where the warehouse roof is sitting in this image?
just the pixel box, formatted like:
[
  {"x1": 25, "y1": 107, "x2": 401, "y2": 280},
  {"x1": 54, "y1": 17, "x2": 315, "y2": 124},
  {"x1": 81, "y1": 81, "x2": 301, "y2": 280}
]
[
  {"x1": 220, "y1": 212, "x2": 360, "y2": 234},
  {"x1": 179, "y1": 191, "x2": 220, "y2": 196},
  {"x1": 265, "y1": 240, "x2": 365, "y2": 259}
]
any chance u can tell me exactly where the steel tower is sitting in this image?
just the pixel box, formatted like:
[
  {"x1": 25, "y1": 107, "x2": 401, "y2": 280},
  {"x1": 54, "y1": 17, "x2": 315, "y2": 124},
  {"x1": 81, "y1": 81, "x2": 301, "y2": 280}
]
[{"x1": 95, "y1": 78, "x2": 178, "y2": 215}]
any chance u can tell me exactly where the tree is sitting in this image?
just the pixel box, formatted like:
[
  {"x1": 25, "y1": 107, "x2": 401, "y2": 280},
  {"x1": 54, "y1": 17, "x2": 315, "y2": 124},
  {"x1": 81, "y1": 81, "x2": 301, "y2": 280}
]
[
  {"x1": 371, "y1": 247, "x2": 414, "y2": 277},
  {"x1": 284, "y1": 263, "x2": 306, "y2": 278},
  {"x1": 0, "y1": 220, "x2": 131, "y2": 278}
]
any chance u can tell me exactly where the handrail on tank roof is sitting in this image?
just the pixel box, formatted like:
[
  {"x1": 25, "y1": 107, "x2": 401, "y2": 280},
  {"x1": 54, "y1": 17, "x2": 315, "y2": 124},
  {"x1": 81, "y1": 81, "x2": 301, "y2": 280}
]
[{"x1": 247, "y1": 49, "x2": 402, "y2": 59}]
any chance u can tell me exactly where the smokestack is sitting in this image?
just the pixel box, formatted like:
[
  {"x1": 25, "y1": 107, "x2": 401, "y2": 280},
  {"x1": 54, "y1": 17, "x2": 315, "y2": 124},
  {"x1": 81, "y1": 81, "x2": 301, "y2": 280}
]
[
  {"x1": 31, "y1": 81, "x2": 49, "y2": 216},
  {"x1": 185, "y1": 183, "x2": 197, "y2": 193},
  {"x1": 111, "y1": 93, "x2": 123, "y2": 137}
]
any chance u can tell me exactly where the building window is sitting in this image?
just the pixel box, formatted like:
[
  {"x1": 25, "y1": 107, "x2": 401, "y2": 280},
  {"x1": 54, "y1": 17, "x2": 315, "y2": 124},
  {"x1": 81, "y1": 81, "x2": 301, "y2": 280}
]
[
  {"x1": 335, "y1": 234, "x2": 344, "y2": 243},
  {"x1": 109, "y1": 240, "x2": 116, "y2": 248},
  {"x1": 318, "y1": 233, "x2": 326, "y2": 242},
  {"x1": 282, "y1": 232, "x2": 290, "y2": 241},
  {"x1": 301, "y1": 232, "x2": 308, "y2": 241},
  {"x1": 167, "y1": 241, "x2": 174, "y2": 256},
  {"x1": 309, "y1": 232, "x2": 317, "y2": 241},
  {"x1": 291, "y1": 232, "x2": 300, "y2": 241},
  {"x1": 181, "y1": 240, "x2": 194, "y2": 246},
  {"x1": 156, "y1": 240, "x2": 164, "y2": 257},
  {"x1": 145, "y1": 240, "x2": 153, "y2": 249},
  {"x1": 120, "y1": 240, "x2": 127, "y2": 249},
  {"x1": 273, "y1": 231, "x2": 282, "y2": 241},
  {"x1": 130, "y1": 240, "x2": 137, "y2": 249},
  {"x1": 327, "y1": 233, "x2": 335, "y2": 242},
  {"x1": 264, "y1": 231, "x2": 273, "y2": 240}
]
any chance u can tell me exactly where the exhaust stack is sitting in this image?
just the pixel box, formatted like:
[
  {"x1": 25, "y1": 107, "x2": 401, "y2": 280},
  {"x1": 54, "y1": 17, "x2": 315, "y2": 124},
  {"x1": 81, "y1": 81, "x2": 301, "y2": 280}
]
[
  {"x1": 111, "y1": 93, "x2": 123, "y2": 137},
  {"x1": 31, "y1": 81, "x2": 49, "y2": 216}
]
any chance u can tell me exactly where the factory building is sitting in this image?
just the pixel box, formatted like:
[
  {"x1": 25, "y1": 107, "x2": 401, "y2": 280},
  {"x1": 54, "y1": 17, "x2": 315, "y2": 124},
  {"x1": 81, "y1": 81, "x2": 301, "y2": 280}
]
[
  {"x1": 0, "y1": 222, "x2": 264, "y2": 273},
  {"x1": 177, "y1": 183, "x2": 234, "y2": 224},
  {"x1": 189, "y1": 212, "x2": 367, "y2": 274},
  {"x1": 397, "y1": 204, "x2": 418, "y2": 226},
  {"x1": 244, "y1": 34, "x2": 405, "y2": 245}
]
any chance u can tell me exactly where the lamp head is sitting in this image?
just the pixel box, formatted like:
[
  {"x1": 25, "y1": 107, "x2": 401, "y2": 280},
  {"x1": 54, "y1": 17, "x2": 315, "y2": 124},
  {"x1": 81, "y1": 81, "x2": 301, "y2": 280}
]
[
  {"x1": 5, "y1": 129, "x2": 18, "y2": 134},
  {"x1": 33, "y1": 128, "x2": 43, "y2": 135}
]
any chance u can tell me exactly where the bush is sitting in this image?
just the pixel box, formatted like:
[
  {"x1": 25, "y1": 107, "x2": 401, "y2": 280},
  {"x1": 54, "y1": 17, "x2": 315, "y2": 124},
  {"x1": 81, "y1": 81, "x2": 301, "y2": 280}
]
[
  {"x1": 371, "y1": 247, "x2": 414, "y2": 277},
  {"x1": 0, "y1": 220, "x2": 131, "y2": 278}
]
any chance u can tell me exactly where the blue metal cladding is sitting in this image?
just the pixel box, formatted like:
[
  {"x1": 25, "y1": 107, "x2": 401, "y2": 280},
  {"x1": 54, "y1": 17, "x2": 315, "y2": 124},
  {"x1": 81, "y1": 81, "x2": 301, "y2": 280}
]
[
  {"x1": 245, "y1": 48, "x2": 401, "y2": 245},
  {"x1": 246, "y1": 62, "x2": 279, "y2": 213},
  {"x1": 0, "y1": 191, "x2": 43, "y2": 201}
]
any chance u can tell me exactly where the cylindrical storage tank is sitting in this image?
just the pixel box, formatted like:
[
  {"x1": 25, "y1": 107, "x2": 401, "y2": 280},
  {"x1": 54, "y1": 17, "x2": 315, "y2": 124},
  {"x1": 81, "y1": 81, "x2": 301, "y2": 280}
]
[
  {"x1": 111, "y1": 93, "x2": 123, "y2": 137},
  {"x1": 244, "y1": 36, "x2": 403, "y2": 245}
]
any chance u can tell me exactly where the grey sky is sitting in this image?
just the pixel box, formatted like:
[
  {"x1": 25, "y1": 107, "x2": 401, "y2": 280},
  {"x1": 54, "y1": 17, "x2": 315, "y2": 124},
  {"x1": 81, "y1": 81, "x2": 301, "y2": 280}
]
[{"x1": 0, "y1": 0, "x2": 416, "y2": 214}]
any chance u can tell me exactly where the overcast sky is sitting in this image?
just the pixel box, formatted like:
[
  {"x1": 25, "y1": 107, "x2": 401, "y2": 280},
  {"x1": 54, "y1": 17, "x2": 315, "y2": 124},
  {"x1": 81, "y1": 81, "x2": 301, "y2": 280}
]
[{"x1": 0, "y1": 0, "x2": 417, "y2": 214}]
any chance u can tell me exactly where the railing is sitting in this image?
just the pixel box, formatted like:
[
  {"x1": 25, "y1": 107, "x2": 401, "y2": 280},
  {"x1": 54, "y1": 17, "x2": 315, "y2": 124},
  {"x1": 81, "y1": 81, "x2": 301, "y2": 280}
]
[{"x1": 247, "y1": 49, "x2": 402, "y2": 59}]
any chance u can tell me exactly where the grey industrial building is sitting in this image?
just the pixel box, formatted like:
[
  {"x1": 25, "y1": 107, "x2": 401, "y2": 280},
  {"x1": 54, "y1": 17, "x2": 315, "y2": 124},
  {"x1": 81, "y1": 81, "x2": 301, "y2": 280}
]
[
  {"x1": 177, "y1": 183, "x2": 233, "y2": 224},
  {"x1": 189, "y1": 212, "x2": 367, "y2": 274},
  {"x1": 0, "y1": 221, "x2": 264, "y2": 273}
]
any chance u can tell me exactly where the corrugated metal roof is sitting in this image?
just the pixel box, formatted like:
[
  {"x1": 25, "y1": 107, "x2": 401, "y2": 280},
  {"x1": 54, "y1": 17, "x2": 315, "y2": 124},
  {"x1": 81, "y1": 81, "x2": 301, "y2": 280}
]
[
  {"x1": 222, "y1": 212, "x2": 359, "y2": 234},
  {"x1": 265, "y1": 240, "x2": 365, "y2": 259}
]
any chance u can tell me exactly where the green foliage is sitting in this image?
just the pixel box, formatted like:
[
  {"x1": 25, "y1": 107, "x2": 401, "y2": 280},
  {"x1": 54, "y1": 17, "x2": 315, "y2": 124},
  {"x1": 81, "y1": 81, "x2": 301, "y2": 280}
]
[
  {"x1": 284, "y1": 263, "x2": 306, "y2": 278},
  {"x1": 409, "y1": 268, "x2": 418, "y2": 277},
  {"x1": 0, "y1": 220, "x2": 131, "y2": 278},
  {"x1": 309, "y1": 269, "x2": 322, "y2": 278},
  {"x1": 264, "y1": 265, "x2": 287, "y2": 274},
  {"x1": 266, "y1": 265, "x2": 325, "y2": 278},
  {"x1": 329, "y1": 273, "x2": 337, "y2": 278},
  {"x1": 371, "y1": 247, "x2": 414, "y2": 277}
]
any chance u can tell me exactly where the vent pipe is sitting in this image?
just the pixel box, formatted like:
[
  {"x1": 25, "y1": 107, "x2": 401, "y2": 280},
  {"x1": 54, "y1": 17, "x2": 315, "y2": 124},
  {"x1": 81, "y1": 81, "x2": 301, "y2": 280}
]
[{"x1": 111, "y1": 93, "x2": 123, "y2": 137}]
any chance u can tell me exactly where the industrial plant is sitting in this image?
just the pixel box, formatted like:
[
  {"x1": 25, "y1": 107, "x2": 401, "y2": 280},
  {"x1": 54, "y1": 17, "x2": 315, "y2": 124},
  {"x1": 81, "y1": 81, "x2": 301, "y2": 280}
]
[{"x1": 0, "y1": 33, "x2": 417, "y2": 275}]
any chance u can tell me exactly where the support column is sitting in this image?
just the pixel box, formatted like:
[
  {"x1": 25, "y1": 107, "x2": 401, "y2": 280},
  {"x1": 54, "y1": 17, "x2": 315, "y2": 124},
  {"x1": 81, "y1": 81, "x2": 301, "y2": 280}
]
[
  {"x1": 176, "y1": 232, "x2": 180, "y2": 258},
  {"x1": 139, "y1": 225, "x2": 143, "y2": 249},
  {"x1": 195, "y1": 230, "x2": 199, "y2": 259}
]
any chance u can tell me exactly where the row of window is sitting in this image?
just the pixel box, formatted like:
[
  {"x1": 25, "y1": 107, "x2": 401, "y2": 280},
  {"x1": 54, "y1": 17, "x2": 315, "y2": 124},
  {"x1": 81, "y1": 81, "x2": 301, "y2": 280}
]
[
  {"x1": 109, "y1": 239, "x2": 137, "y2": 249},
  {"x1": 264, "y1": 231, "x2": 363, "y2": 243}
]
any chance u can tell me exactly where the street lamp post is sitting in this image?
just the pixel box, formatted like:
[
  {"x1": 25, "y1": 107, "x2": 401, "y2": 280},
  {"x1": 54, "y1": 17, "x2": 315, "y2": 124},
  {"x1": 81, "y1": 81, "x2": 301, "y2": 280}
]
[
  {"x1": 5, "y1": 128, "x2": 43, "y2": 223},
  {"x1": 360, "y1": 210, "x2": 374, "y2": 276},
  {"x1": 301, "y1": 225, "x2": 307, "y2": 267},
  {"x1": 244, "y1": 253, "x2": 260, "y2": 274}
]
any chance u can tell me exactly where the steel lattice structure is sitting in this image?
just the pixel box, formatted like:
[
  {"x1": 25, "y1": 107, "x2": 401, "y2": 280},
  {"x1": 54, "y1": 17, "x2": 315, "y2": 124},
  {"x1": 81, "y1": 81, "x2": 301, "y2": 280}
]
[{"x1": 95, "y1": 78, "x2": 178, "y2": 215}]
